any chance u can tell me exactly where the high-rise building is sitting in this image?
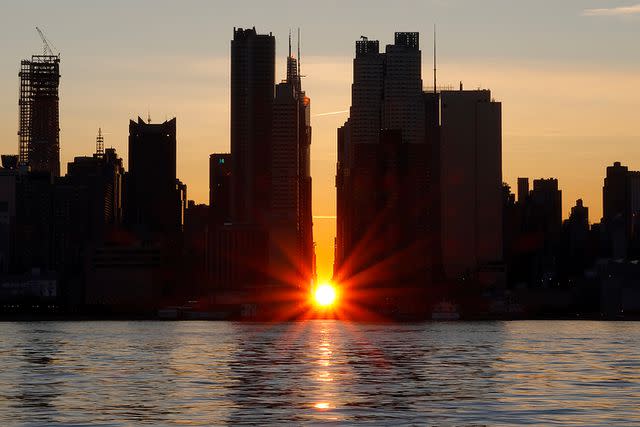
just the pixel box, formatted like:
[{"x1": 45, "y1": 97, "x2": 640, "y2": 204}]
[
  {"x1": 295, "y1": 41, "x2": 315, "y2": 288},
  {"x1": 603, "y1": 162, "x2": 629, "y2": 227},
  {"x1": 383, "y1": 32, "x2": 424, "y2": 145},
  {"x1": 270, "y1": 80, "x2": 300, "y2": 286},
  {"x1": 335, "y1": 32, "x2": 430, "y2": 303},
  {"x1": 66, "y1": 147, "x2": 124, "y2": 238},
  {"x1": 440, "y1": 89, "x2": 503, "y2": 284},
  {"x1": 517, "y1": 177, "x2": 529, "y2": 204},
  {"x1": 269, "y1": 34, "x2": 315, "y2": 288},
  {"x1": 209, "y1": 153, "x2": 231, "y2": 224},
  {"x1": 602, "y1": 162, "x2": 640, "y2": 257},
  {"x1": 125, "y1": 117, "x2": 181, "y2": 234},
  {"x1": 529, "y1": 178, "x2": 562, "y2": 234},
  {"x1": 18, "y1": 55, "x2": 61, "y2": 177},
  {"x1": 230, "y1": 27, "x2": 275, "y2": 225},
  {"x1": 350, "y1": 37, "x2": 385, "y2": 146}
]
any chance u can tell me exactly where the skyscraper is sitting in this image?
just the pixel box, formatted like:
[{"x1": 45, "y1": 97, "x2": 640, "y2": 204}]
[
  {"x1": 529, "y1": 178, "x2": 562, "y2": 235},
  {"x1": 335, "y1": 32, "x2": 430, "y2": 305},
  {"x1": 383, "y1": 32, "x2": 424, "y2": 145},
  {"x1": 270, "y1": 80, "x2": 300, "y2": 286},
  {"x1": 18, "y1": 54, "x2": 61, "y2": 177},
  {"x1": 440, "y1": 89, "x2": 503, "y2": 285},
  {"x1": 125, "y1": 117, "x2": 180, "y2": 234},
  {"x1": 602, "y1": 162, "x2": 640, "y2": 257},
  {"x1": 230, "y1": 27, "x2": 275, "y2": 225},
  {"x1": 269, "y1": 32, "x2": 315, "y2": 288}
]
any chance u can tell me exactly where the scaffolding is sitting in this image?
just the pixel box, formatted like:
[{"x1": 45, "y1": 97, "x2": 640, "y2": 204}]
[
  {"x1": 96, "y1": 128, "x2": 104, "y2": 157},
  {"x1": 18, "y1": 54, "x2": 60, "y2": 175}
]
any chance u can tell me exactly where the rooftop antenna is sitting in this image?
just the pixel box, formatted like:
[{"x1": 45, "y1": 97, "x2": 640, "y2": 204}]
[
  {"x1": 96, "y1": 128, "x2": 104, "y2": 157},
  {"x1": 289, "y1": 29, "x2": 292, "y2": 58},
  {"x1": 433, "y1": 24, "x2": 437, "y2": 94},
  {"x1": 297, "y1": 27, "x2": 301, "y2": 76},
  {"x1": 147, "y1": 107, "x2": 151, "y2": 124}
]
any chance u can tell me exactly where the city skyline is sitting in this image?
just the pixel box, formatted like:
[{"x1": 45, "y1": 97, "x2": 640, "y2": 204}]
[
  {"x1": 2, "y1": 1, "x2": 640, "y2": 282},
  {"x1": 3, "y1": 4, "x2": 640, "y2": 425}
]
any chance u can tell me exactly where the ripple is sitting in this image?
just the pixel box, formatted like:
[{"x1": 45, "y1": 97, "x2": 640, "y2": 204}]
[{"x1": 0, "y1": 320, "x2": 639, "y2": 425}]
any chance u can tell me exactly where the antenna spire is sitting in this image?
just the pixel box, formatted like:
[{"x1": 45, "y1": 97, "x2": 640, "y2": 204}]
[
  {"x1": 433, "y1": 24, "x2": 437, "y2": 94},
  {"x1": 297, "y1": 28, "x2": 301, "y2": 76},
  {"x1": 288, "y1": 29, "x2": 292, "y2": 58}
]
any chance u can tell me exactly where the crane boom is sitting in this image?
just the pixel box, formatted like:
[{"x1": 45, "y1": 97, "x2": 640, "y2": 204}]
[{"x1": 35, "y1": 26, "x2": 58, "y2": 57}]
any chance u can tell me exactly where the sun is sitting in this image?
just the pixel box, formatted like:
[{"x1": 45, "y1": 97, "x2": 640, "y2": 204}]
[{"x1": 314, "y1": 283, "x2": 337, "y2": 307}]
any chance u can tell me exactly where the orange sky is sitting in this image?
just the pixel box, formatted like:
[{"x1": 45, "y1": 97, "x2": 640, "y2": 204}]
[
  {"x1": 1, "y1": 56, "x2": 639, "y2": 283},
  {"x1": 1, "y1": 2, "x2": 639, "y2": 283}
]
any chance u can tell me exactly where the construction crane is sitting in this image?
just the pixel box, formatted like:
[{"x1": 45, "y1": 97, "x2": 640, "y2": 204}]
[{"x1": 35, "y1": 26, "x2": 59, "y2": 57}]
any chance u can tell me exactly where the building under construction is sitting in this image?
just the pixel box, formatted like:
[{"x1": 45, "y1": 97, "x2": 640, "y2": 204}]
[{"x1": 18, "y1": 53, "x2": 61, "y2": 177}]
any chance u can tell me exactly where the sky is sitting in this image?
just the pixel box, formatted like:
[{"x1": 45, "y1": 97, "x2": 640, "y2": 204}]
[{"x1": 1, "y1": 0, "x2": 639, "y2": 282}]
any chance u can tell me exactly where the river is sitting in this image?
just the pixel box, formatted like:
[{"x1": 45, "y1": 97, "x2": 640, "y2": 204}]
[{"x1": 0, "y1": 321, "x2": 638, "y2": 425}]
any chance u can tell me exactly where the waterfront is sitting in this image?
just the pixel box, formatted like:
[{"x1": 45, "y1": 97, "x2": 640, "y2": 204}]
[{"x1": 0, "y1": 321, "x2": 639, "y2": 425}]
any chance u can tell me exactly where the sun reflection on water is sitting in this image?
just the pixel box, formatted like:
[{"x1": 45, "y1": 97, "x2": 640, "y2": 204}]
[{"x1": 311, "y1": 327, "x2": 337, "y2": 417}]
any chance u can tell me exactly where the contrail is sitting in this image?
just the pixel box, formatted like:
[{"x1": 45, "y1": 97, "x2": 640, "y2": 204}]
[{"x1": 313, "y1": 110, "x2": 348, "y2": 117}]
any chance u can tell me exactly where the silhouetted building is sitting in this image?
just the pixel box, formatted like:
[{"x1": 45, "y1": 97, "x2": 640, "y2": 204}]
[
  {"x1": 13, "y1": 172, "x2": 54, "y2": 274},
  {"x1": 568, "y1": 199, "x2": 589, "y2": 237},
  {"x1": 603, "y1": 162, "x2": 629, "y2": 232},
  {"x1": 336, "y1": 32, "x2": 431, "y2": 314},
  {"x1": 66, "y1": 147, "x2": 124, "y2": 240},
  {"x1": 184, "y1": 201, "x2": 209, "y2": 296},
  {"x1": 0, "y1": 170, "x2": 17, "y2": 273},
  {"x1": 230, "y1": 27, "x2": 275, "y2": 225},
  {"x1": 517, "y1": 177, "x2": 529, "y2": 204},
  {"x1": 213, "y1": 224, "x2": 268, "y2": 290},
  {"x1": 383, "y1": 32, "x2": 424, "y2": 145},
  {"x1": 423, "y1": 90, "x2": 441, "y2": 278},
  {"x1": 269, "y1": 37, "x2": 315, "y2": 289},
  {"x1": 85, "y1": 243, "x2": 164, "y2": 311},
  {"x1": 270, "y1": 80, "x2": 300, "y2": 287},
  {"x1": 507, "y1": 177, "x2": 562, "y2": 287},
  {"x1": 530, "y1": 178, "x2": 562, "y2": 235},
  {"x1": 601, "y1": 162, "x2": 640, "y2": 258},
  {"x1": 18, "y1": 55, "x2": 61, "y2": 177},
  {"x1": 440, "y1": 89, "x2": 503, "y2": 286},
  {"x1": 560, "y1": 199, "x2": 591, "y2": 277},
  {"x1": 125, "y1": 117, "x2": 182, "y2": 234},
  {"x1": 209, "y1": 153, "x2": 231, "y2": 223}
]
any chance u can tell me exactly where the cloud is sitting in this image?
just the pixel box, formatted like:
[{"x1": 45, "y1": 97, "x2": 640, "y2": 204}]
[{"x1": 583, "y1": 4, "x2": 640, "y2": 16}]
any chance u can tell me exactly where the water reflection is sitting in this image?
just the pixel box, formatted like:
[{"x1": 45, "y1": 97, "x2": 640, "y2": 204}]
[{"x1": 0, "y1": 321, "x2": 639, "y2": 425}]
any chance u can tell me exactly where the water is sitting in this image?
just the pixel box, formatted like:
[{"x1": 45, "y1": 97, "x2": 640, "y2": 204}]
[{"x1": 0, "y1": 321, "x2": 639, "y2": 425}]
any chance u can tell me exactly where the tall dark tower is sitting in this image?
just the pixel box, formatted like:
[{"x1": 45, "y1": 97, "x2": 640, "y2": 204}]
[
  {"x1": 269, "y1": 30, "x2": 315, "y2": 288},
  {"x1": 18, "y1": 54, "x2": 61, "y2": 177},
  {"x1": 126, "y1": 117, "x2": 180, "y2": 233},
  {"x1": 230, "y1": 27, "x2": 275, "y2": 225},
  {"x1": 335, "y1": 33, "x2": 428, "y2": 295},
  {"x1": 290, "y1": 30, "x2": 315, "y2": 286}
]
